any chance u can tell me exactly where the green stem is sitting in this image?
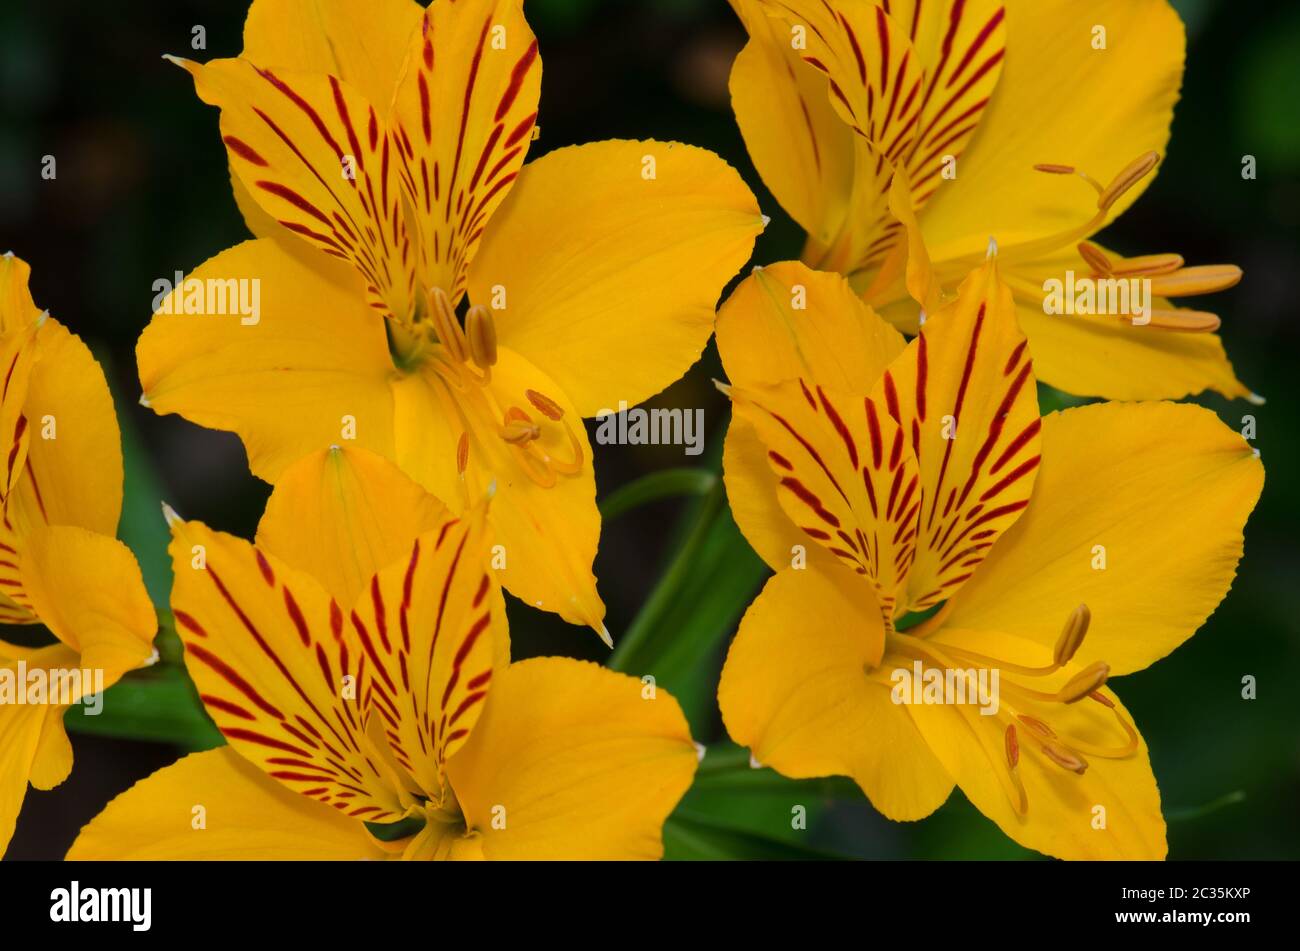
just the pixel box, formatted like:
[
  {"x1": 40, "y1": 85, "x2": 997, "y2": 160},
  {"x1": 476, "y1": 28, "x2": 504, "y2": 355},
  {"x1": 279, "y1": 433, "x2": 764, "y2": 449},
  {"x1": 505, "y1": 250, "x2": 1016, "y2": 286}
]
[
  {"x1": 608, "y1": 478, "x2": 725, "y2": 672},
  {"x1": 599, "y1": 468, "x2": 717, "y2": 522}
]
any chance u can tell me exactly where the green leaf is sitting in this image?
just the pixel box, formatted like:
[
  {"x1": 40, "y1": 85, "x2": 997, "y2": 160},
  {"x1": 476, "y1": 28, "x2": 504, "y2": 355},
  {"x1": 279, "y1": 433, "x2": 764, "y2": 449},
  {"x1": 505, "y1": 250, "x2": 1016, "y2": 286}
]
[
  {"x1": 96, "y1": 347, "x2": 173, "y2": 608},
  {"x1": 64, "y1": 664, "x2": 223, "y2": 750},
  {"x1": 605, "y1": 425, "x2": 769, "y2": 735},
  {"x1": 663, "y1": 743, "x2": 868, "y2": 859}
]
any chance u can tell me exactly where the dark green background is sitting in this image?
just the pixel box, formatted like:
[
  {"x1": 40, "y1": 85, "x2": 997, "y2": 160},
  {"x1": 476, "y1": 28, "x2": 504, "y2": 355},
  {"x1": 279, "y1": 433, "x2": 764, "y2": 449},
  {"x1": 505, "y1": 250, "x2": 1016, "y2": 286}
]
[{"x1": 1, "y1": 0, "x2": 1296, "y2": 859}]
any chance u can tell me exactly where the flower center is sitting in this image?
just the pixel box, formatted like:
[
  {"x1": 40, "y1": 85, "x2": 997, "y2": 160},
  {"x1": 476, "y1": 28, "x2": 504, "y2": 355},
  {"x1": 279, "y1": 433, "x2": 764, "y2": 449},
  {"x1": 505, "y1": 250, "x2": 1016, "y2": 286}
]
[
  {"x1": 394, "y1": 287, "x2": 584, "y2": 492},
  {"x1": 880, "y1": 603, "x2": 1139, "y2": 817}
]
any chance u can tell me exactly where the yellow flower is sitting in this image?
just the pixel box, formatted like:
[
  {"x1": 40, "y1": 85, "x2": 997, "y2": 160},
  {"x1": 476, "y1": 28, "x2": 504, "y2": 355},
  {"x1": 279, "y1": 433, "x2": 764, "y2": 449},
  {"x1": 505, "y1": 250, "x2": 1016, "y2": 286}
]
[
  {"x1": 138, "y1": 0, "x2": 764, "y2": 641},
  {"x1": 68, "y1": 448, "x2": 697, "y2": 860},
  {"x1": 0, "y1": 254, "x2": 156, "y2": 853},
  {"x1": 713, "y1": 253, "x2": 1263, "y2": 859},
  {"x1": 729, "y1": 0, "x2": 1252, "y2": 401}
]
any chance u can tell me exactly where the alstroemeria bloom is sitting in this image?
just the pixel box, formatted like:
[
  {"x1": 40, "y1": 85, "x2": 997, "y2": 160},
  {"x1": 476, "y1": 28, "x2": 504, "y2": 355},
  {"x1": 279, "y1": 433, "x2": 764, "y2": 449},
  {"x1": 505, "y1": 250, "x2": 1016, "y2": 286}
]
[
  {"x1": 138, "y1": 0, "x2": 763, "y2": 641},
  {"x1": 69, "y1": 447, "x2": 697, "y2": 860},
  {"x1": 0, "y1": 254, "x2": 156, "y2": 853},
  {"x1": 729, "y1": 0, "x2": 1251, "y2": 402},
  {"x1": 714, "y1": 254, "x2": 1262, "y2": 859}
]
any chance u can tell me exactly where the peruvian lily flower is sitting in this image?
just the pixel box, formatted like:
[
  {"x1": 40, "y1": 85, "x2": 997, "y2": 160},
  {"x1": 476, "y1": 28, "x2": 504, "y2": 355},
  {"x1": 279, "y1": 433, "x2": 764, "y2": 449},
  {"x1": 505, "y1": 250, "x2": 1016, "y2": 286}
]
[
  {"x1": 0, "y1": 254, "x2": 156, "y2": 853},
  {"x1": 713, "y1": 251, "x2": 1263, "y2": 859},
  {"x1": 728, "y1": 0, "x2": 1253, "y2": 402},
  {"x1": 138, "y1": 0, "x2": 763, "y2": 642},
  {"x1": 69, "y1": 447, "x2": 697, "y2": 860}
]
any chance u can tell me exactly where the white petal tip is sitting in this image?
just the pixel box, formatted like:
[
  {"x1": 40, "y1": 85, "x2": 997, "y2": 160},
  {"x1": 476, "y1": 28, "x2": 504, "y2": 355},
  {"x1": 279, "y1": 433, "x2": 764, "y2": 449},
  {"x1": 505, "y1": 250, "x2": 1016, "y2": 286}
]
[
  {"x1": 138, "y1": 393, "x2": 152, "y2": 408},
  {"x1": 597, "y1": 623, "x2": 614, "y2": 649},
  {"x1": 712, "y1": 378, "x2": 732, "y2": 397},
  {"x1": 138, "y1": 647, "x2": 161, "y2": 670},
  {"x1": 749, "y1": 753, "x2": 763, "y2": 770},
  {"x1": 694, "y1": 742, "x2": 707, "y2": 763},
  {"x1": 760, "y1": 214, "x2": 771, "y2": 227},
  {"x1": 37, "y1": 309, "x2": 49, "y2": 327},
  {"x1": 1246, "y1": 392, "x2": 1266, "y2": 406},
  {"x1": 161, "y1": 501, "x2": 181, "y2": 527},
  {"x1": 751, "y1": 264, "x2": 764, "y2": 274},
  {"x1": 986, "y1": 236, "x2": 999, "y2": 259}
]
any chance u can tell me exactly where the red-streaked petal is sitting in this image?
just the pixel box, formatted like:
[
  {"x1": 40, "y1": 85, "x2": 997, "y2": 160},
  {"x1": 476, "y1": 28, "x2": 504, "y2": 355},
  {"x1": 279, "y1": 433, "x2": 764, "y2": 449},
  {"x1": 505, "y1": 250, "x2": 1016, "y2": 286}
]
[
  {"x1": 871, "y1": 254, "x2": 1040, "y2": 611},
  {"x1": 169, "y1": 519, "x2": 405, "y2": 821},
  {"x1": 389, "y1": 0, "x2": 540, "y2": 302}
]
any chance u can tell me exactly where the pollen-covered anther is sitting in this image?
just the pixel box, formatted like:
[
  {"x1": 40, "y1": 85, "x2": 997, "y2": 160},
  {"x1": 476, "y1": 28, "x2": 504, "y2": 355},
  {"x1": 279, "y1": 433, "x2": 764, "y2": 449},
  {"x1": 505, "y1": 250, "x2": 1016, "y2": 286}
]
[
  {"x1": 1141, "y1": 308, "x2": 1222, "y2": 333},
  {"x1": 1097, "y1": 151, "x2": 1160, "y2": 211},
  {"x1": 1052, "y1": 603, "x2": 1091, "y2": 666},
  {"x1": 1056, "y1": 660, "x2": 1110, "y2": 704},
  {"x1": 525, "y1": 388, "x2": 564, "y2": 421},
  {"x1": 1040, "y1": 741, "x2": 1088, "y2": 775},
  {"x1": 1110, "y1": 252, "x2": 1183, "y2": 276},
  {"x1": 1017, "y1": 713, "x2": 1056, "y2": 739},
  {"x1": 456, "y1": 432, "x2": 470, "y2": 475},
  {"x1": 1077, "y1": 242, "x2": 1113, "y2": 276},
  {"x1": 428, "y1": 287, "x2": 468, "y2": 364},
  {"x1": 500, "y1": 418, "x2": 541, "y2": 445},
  {"x1": 465, "y1": 305, "x2": 498, "y2": 371},
  {"x1": 1147, "y1": 264, "x2": 1244, "y2": 298}
]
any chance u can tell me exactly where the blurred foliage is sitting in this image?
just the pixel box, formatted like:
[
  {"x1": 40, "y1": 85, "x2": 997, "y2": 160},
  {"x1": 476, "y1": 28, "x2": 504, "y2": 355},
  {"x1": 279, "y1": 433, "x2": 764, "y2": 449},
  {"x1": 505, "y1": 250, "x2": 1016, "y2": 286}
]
[{"x1": 1, "y1": 0, "x2": 1297, "y2": 859}]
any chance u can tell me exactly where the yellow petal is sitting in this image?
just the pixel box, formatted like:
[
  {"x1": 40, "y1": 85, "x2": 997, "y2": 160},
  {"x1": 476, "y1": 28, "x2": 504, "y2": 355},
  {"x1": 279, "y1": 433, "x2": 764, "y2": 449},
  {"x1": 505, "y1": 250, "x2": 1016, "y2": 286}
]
[
  {"x1": 0, "y1": 257, "x2": 122, "y2": 536},
  {"x1": 919, "y1": 0, "x2": 1184, "y2": 259},
  {"x1": 392, "y1": 347, "x2": 606, "y2": 634},
  {"x1": 137, "y1": 238, "x2": 397, "y2": 484},
  {"x1": 718, "y1": 567, "x2": 953, "y2": 820},
  {"x1": 255, "y1": 446, "x2": 454, "y2": 606},
  {"x1": 943, "y1": 401, "x2": 1263, "y2": 675},
  {"x1": 467, "y1": 139, "x2": 762, "y2": 416},
  {"x1": 715, "y1": 261, "x2": 907, "y2": 392},
  {"x1": 390, "y1": 0, "x2": 541, "y2": 302},
  {"x1": 168, "y1": 518, "x2": 405, "y2": 821},
  {"x1": 19, "y1": 525, "x2": 156, "y2": 684},
  {"x1": 68, "y1": 746, "x2": 386, "y2": 860},
  {"x1": 347, "y1": 502, "x2": 505, "y2": 796},
  {"x1": 240, "y1": 0, "x2": 423, "y2": 112},
  {"x1": 863, "y1": 163, "x2": 942, "y2": 318},
  {"x1": 727, "y1": 0, "x2": 854, "y2": 248},
  {"x1": 904, "y1": 628, "x2": 1166, "y2": 859},
  {"x1": 722, "y1": 414, "x2": 843, "y2": 574},
  {"x1": 0, "y1": 642, "x2": 78, "y2": 854},
  {"x1": 446, "y1": 658, "x2": 697, "y2": 859},
  {"x1": 756, "y1": 0, "x2": 1005, "y2": 274},
  {"x1": 0, "y1": 253, "x2": 42, "y2": 335},
  {"x1": 172, "y1": 55, "x2": 416, "y2": 321},
  {"x1": 716, "y1": 263, "x2": 907, "y2": 573},
  {"x1": 0, "y1": 322, "x2": 38, "y2": 500},
  {"x1": 870, "y1": 254, "x2": 1041, "y2": 613},
  {"x1": 729, "y1": 379, "x2": 919, "y2": 623}
]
